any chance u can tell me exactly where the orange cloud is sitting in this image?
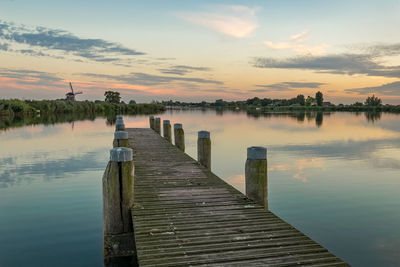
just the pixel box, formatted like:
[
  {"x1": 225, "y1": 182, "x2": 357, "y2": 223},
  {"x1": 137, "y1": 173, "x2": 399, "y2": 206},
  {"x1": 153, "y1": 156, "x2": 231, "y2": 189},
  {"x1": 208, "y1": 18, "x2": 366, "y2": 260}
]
[
  {"x1": 177, "y1": 5, "x2": 258, "y2": 38},
  {"x1": 264, "y1": 30, "x2": 329, "y2": 56}
]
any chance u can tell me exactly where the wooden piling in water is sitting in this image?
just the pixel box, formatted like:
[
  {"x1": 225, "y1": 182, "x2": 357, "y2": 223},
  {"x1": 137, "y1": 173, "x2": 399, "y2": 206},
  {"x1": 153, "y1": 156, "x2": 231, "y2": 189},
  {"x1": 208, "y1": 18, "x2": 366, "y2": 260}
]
[
  {"x1": 154, "y1": 118, "x2": 161, "y2": 134},
  {"x1": 197, "y1": 130, "x2": 211, "y2": 170},
  {"x1": 149, "y1": 116, "x2": 155, "y2": 130},
  {"x1": 174, "y1": 123, "x2": 185, "y2": 152},
  {"x1": 116, "y1": 116, "x2": 123, "y2": 126},
  {"x1": 163, "y1": 120, "x2": 172, "y2": 142},
  {"x1": 112, "y1": 131, "x2": 131, "y2": 148},
  {"x1": 115, "y1": 117, "x2": 125, "y2": 131},
  {"x1": 103, "y1": 147, "x2": 134, "y2": 235},
  {"x1": 245, "y1": 146, "x2": 268, "y2": 210}
]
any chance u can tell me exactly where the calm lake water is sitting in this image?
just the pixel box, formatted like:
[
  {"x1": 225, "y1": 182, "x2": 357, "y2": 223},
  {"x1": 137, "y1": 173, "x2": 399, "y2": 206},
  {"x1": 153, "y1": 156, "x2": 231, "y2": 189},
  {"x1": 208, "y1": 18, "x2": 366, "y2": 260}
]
[{"x1": 1, "y1": 110, "x2": 400, "y2": 266}]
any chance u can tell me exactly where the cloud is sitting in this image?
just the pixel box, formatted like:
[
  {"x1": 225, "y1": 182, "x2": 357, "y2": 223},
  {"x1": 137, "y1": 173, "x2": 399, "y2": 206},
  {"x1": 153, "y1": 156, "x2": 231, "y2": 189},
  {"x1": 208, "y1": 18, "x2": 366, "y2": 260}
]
[
  {"x1": 0, "y1": 68, "x2": 63, "y2": 84},
  {"x1": 0, "y1": 42, "x2": 8, "y2": 50},
  {"x1": 253, "y1": 52, "x2": 400, "y2": 78},
  {"x1": 158, "y1": 65, "x2": 211, "y2": 76},
  {"x1": 0, "y1": 68, "x2": 69, "y2": 99},
  {"x1": 177, "y1": 5, "x2": 258, "y2": 38},
  {"x1": 345, "y1": 81, "x2": 400, "y2": 96},
  {"x1": 253, "y1": 81, "x2": 325, "y2": 92},
  {"x1": 290, "y1": 30, "x2": 308, "y2": 41},
  {"x1": 155, "y1": 57, "x2": 176, "y2": 61},
  {"x1": 366, "y1": 43, "x2": 400, "y2": 57},
  {"x1": 83, "y1": 72, "x2": 223, "y2": 86},
  {"x1": 0, "y1": 66, "x2": 224, "y2": 100},
  {"x1": 0, "y1": 20, "x2": 145, "y2": 62},
  {"x1": 264, "y1": 30, "x2": 329, "y2": 56}
]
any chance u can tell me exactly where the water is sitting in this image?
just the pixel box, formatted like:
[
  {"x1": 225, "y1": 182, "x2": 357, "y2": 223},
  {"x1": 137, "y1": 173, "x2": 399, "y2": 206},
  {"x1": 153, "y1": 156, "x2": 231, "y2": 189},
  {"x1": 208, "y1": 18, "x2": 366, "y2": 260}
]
[{"x1": 1, "y1": 110, "x2": 400, "y2": 266}]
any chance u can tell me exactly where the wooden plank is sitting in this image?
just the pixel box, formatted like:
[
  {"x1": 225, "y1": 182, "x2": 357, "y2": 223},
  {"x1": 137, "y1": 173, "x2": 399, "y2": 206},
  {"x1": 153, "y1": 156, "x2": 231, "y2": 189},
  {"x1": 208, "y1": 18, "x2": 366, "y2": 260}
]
[
  {"x1": 138, "y1": 247, "x2": 331, "y2": 266},
  {"x1": 136, "y1": 234, "x2": 309, "y2": 250},
  {"x1": 127, "y1": 128, "x2": 348, "y2": 266}
]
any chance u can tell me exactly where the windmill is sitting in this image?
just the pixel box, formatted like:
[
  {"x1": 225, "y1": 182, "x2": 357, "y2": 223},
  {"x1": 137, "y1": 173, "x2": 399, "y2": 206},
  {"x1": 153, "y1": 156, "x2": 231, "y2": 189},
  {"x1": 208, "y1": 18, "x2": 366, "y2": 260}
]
[{"x1": 66, "y1": 82, "x2": 83, "y2": 101}]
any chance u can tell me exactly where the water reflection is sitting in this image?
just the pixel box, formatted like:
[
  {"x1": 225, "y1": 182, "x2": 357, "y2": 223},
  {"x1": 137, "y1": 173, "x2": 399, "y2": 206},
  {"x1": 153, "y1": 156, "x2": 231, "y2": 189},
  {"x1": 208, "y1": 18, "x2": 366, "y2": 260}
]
[
  {"x1": 315, "y1": 112, "x2": 323, "y2": 127},
  {"x1": 0, "y1": 110, "x2": 166, "y2": 131},
  {"x1": 245, "y1": 110, "x2": 326, "y2": 127},
  {"x1": 0, "y1": 150, "x2": 106, "y2": 188},
  {"x1": 0, "y1": 110, "x2": 387, "y2": 132},
  {"x1": 365, "y1": 111, "x2": 382, "y2": 123},
  {"x1": 0, "y1": 112, "x2": 96, "y2": 131},
  {"x1": 296, "y1": 112, "x2": 305, "y2": 122},
  {"x1": 1, "y1": 110, "x2": 400, "y2": 266},
  {"x1": 105, "y1": 115, "x2": 116, "y2": 126}
]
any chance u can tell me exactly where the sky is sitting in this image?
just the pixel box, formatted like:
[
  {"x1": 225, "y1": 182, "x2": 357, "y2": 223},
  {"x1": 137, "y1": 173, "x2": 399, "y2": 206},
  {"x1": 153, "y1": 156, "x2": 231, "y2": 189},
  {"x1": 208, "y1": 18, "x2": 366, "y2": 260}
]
[{"x1": 1, "y1": 0, "x2": 400, "y2": 104}]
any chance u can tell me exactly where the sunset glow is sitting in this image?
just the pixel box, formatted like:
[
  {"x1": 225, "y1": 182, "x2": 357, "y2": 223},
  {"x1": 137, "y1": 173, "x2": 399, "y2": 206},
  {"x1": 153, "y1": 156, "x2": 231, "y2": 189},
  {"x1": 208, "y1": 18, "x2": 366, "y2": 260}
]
[{"x1": 1, "y1": 1, "x2": 400, "y2": 103}]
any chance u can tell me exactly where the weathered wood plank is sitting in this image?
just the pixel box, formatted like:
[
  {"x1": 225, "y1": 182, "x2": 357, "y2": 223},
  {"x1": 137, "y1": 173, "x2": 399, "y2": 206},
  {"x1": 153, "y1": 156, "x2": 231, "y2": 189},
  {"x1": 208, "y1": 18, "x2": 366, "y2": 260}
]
[
  {"x1": 136, "y1": 234, "x2": 309, "y2": 250},
  {"x1": 127, "y1": 128, "x2": 348, "y2": 266},
  {"x1": 138, "y1": 247, "x2": 331, "y2": 266}
]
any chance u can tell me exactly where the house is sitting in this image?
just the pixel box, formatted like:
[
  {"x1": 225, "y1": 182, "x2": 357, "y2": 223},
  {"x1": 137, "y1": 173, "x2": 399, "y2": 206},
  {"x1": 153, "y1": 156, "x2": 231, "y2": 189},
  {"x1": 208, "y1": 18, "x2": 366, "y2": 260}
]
[{"x1": 323, "y1": 102, "x2": 334, "y2": 106}]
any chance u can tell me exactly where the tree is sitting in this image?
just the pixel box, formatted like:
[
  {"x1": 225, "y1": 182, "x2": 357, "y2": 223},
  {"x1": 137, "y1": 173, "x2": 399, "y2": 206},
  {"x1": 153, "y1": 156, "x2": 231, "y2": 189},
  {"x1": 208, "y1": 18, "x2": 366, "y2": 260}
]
[
  {"x1": 305, "y1": 96, "x2": 315, "y2": 107},
  {"x1": 365, "y1": 94, "x2": 382, "y2": 106},
  {"x1": 315, "y1": 91, "x2": 323, "y2": 106},
  {"x1": 215, "y1": 99, "x2": 225, "y2": 107},
  {"x1": 352, "y1": 102, "x2": 363, "y2": 106},
  {"x1": 261, "y1": 98, "x2": 272, "y2": 106},
  {"x1": 246, "y1": 97, "x2": 261, "y2": 106},
  {"x1": 104, "y1": 91, "x2": 121, "y2": 104},
  {"x1": 129, "y1": 100, "x2": 136, "y2": 104},
  {"x1": 296, "y1": 94, "x2": 305, "y2": 106}
]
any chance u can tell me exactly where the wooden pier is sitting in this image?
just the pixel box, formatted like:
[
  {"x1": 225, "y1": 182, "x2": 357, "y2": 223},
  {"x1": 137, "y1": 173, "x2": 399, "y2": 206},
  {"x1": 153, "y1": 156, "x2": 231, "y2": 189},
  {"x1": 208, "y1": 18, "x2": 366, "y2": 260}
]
[{"x1": 103, "y1": 118, "x2": 348, "y2": 266}]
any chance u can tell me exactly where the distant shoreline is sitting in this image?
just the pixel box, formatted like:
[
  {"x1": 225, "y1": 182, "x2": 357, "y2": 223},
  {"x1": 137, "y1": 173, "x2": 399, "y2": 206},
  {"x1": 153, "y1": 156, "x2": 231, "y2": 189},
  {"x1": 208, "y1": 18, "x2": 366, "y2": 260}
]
[
  {"x1": 0, "y1": 99, "x2": 165, "y2": 118},
  {"x1": 165, "y1": 105, "x2": 400, "y2": 113}
]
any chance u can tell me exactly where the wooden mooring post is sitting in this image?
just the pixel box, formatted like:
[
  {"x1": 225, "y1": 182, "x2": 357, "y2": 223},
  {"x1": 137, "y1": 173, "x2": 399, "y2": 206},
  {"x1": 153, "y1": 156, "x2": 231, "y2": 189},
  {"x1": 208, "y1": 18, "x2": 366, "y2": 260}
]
[
  {"x1": 163, "y1": 120, "x2": 171, "y2": 142},
  {"x1": 197, "y1": 130, "x2": 211, "y2": 170},
  {"x1": 112, "y1": 131, "x2": 131, "y2": 148},
  {"x1": 174, "y1": 123, "x2": 185, "y2": 152},
  {"x1": 102, "y1": 147, "x2": 136, "y2": 263},
  {"x1": 116, "y1": 115, "x2": 123, "y2": 125},
  {"x1": 154, "y1": 118, "x2": 161, "y2": 134},
  {"x1": 103, "y1": 147, "x2": 134, "y2": 234},
  {"x1": 115, "y1": 118, "x2": 125, "y2": 131},
  {"x1": 245, "y1": 146, "x2": 268, "y2": 210},
  {"x1": 149, "y1": 115, "x2": 154, "y2": 130}
]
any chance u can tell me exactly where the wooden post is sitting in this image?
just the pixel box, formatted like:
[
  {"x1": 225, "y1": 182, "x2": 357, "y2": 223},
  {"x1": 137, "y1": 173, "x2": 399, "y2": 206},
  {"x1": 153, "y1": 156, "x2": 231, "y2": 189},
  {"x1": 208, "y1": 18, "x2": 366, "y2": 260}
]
[
  {"x1": 116, "y1": 116, "x2": 123, "y2": 127},
  {"x1": 103, "y1": 147, "x2": 134, "y2": 235},
  {"x1": 197, "y1": 131, "x2": 211, "y2": 170},
  {"x1": 154, "y1": 118, "x2": 161, "y2": 134},
  {"x1": 149, "y1": 116, "x2": 155, "y2": 130},
  {"x1": 245, "y1": 146, "x2": 268, "y2": 210},
  {"x1": 113, "y1": 131, "x2": 131, "y2": 148},
  {"x1": 163, "y1": 120, "x2": 172, "y2": 142},
  {"x1": 174, "y1": 123, "x2": 185, "y2": 152},
  {"x1": 115, "y1": 118, "x2": 125, "y2": 131}
]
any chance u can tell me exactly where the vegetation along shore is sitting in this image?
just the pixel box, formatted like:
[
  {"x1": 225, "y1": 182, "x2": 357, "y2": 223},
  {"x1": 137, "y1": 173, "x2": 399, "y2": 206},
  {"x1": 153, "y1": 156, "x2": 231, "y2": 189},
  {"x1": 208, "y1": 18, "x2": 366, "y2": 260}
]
[
  {"x1": 163, "y1": 92, "x2": 400, "y2": 113},
  {"x1": 0, "y1": 91, "x2": 165, "y2": 118}
]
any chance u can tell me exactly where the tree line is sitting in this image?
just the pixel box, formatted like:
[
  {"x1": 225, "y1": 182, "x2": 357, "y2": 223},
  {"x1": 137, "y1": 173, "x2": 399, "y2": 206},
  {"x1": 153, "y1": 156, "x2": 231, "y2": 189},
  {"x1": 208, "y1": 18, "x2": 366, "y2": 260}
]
[
  {"x1": 162, "y1": 92, "x2": 395, "y2": 111},
  {"x1": 0, "y1": 90, "x2": 164, "y2": 117}
]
